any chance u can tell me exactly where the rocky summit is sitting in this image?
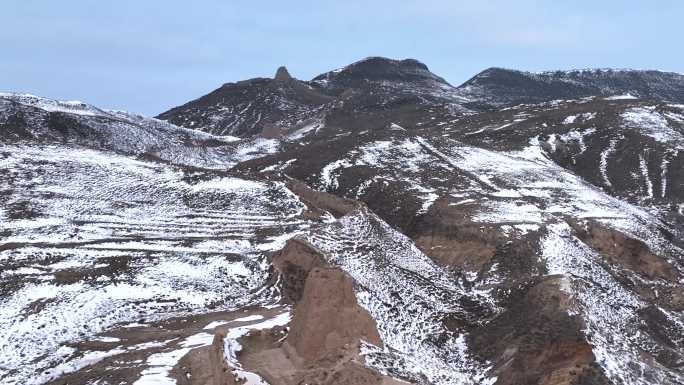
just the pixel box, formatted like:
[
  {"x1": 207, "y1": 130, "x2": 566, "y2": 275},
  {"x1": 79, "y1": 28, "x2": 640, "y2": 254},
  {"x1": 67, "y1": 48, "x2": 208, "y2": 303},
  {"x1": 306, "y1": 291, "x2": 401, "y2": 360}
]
[{"x1": 2, "y1": 57, "x2": 684, "y2": 385}]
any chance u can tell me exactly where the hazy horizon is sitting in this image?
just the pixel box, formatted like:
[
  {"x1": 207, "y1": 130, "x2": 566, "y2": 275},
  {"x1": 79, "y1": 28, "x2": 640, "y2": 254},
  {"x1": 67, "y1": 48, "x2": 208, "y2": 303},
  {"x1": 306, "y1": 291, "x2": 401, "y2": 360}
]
[{"x1": 2, "y1": 0, "x2": 682, "y2": 115}]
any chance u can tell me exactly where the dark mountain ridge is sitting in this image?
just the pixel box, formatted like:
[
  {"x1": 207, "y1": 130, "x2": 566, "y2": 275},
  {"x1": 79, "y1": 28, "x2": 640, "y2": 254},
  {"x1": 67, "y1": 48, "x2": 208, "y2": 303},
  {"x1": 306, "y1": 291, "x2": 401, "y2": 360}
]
[
  {"x1": 156, "y1": 67, "x2": 334, "y2": 137},
  {"x1": 310, "y1": 56, "x2": 452, "y2": 94},
  {"x1": 156, "y1": 57, "x2": 466, "y2": 137},
  {"x1": 457, "y1": 66, "x2": 684, "y2": 107},
  {"x1": 158, "y1": 57, "x2": 684, "y2": 138}
]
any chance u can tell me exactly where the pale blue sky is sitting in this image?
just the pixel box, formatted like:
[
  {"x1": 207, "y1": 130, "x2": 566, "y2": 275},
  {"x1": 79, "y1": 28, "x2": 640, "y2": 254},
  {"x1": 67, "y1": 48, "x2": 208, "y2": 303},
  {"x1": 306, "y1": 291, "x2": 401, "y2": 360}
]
[{"x1": 1, "y1": 0, "x2": 682, "y2": 115}]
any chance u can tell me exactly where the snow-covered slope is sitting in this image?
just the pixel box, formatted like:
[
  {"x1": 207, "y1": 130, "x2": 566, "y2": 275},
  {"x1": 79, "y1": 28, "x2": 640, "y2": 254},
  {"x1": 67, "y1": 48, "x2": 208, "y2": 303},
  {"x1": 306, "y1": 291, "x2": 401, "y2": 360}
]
[
  {"x1": 306, "y1": 208, "x2": 498, "y2": 385},
  {"x1": 0, "y1": 143, "x2": 318, "y2": 384}
]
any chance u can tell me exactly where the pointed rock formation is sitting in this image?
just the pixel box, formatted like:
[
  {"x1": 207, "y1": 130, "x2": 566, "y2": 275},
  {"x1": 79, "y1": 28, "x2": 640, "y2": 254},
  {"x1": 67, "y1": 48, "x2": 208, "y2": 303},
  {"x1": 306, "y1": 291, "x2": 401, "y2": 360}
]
[{"x1": 275, "y1": 66, "x2": 293, "y2": 81}]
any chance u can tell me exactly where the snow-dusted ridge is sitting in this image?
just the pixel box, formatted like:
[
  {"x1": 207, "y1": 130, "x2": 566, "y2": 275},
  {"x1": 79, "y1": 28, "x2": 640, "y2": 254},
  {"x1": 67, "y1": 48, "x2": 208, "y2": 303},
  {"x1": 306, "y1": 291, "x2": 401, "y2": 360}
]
[
  {"x1": 471, "y1": 67, "x2": 684, "y2": 78},
  {"x1": 0, "y1": 93, "x2": 285, "y2": 169},
  {"x1": 0, "y1": 92, "x2": 108, "y2": 116}
]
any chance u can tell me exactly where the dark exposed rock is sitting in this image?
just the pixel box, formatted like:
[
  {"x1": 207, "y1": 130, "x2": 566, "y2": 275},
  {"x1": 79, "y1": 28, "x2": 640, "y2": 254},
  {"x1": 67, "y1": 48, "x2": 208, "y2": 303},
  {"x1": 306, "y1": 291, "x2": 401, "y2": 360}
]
[
  {"x1": 275, "y1": 66, "x2": 293, "y2": 81},
  {"x1": 469, "y1": 276, "x2": 611, "y2": 385}
]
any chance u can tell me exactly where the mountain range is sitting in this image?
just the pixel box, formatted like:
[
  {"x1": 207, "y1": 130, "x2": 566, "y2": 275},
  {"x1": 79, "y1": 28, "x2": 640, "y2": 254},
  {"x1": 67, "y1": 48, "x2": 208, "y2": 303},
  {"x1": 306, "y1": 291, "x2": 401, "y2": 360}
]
[{"x1": 1, "y1": 57, "x2": 684, "y2": 385}]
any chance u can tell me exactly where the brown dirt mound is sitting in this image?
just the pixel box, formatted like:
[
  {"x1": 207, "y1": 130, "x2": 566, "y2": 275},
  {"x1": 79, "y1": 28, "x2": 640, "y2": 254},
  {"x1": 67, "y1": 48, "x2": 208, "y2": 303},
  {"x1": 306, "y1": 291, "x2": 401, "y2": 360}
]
[{"x1": 287, "y1": 266, "x2": 382, "y2": 362}]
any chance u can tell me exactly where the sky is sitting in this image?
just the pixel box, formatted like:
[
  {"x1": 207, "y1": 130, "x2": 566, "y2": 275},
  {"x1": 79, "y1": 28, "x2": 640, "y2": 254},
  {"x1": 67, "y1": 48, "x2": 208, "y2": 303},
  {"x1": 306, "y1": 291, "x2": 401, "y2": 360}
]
[{"x1": 1, "y1": 0, "x2": 682, "y2": 116}]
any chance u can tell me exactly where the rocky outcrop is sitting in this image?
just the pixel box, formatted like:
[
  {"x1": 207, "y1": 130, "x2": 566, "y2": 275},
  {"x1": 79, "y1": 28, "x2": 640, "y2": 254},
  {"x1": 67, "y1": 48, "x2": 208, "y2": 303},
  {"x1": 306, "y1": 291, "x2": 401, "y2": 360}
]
[
  {"x1": 275, "y1": 66, "x2": 293, "y2": 81},
  {"x1": 271, "y1": 238, "x2": 329, "y2": 303},
  {"x1": 174, "y1": 335, "x2": 239, "y2": 385},
  {"x1": 272, "y1": 238, "x2": 382, "y2": 358},
  {"x1": 287, "y1": 266, "x2": 382, "y2": 362},
  {"x1": 570, "y1": 219, "x2": 680, "y2": 281}
]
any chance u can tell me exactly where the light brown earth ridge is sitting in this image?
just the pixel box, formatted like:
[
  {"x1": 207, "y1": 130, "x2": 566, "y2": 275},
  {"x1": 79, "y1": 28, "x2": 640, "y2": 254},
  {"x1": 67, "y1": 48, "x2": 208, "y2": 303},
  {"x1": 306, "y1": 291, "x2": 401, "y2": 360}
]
[{"x1": 228, "y1": 238, "x2": 407, "y2": 385}]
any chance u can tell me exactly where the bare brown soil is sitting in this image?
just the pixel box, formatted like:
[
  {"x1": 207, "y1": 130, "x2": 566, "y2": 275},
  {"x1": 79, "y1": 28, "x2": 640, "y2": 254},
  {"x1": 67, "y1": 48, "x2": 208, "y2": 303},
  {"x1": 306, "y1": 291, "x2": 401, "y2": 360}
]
[{"x1": 570, "y1": 219, "x2": 680, "y2": 281}]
